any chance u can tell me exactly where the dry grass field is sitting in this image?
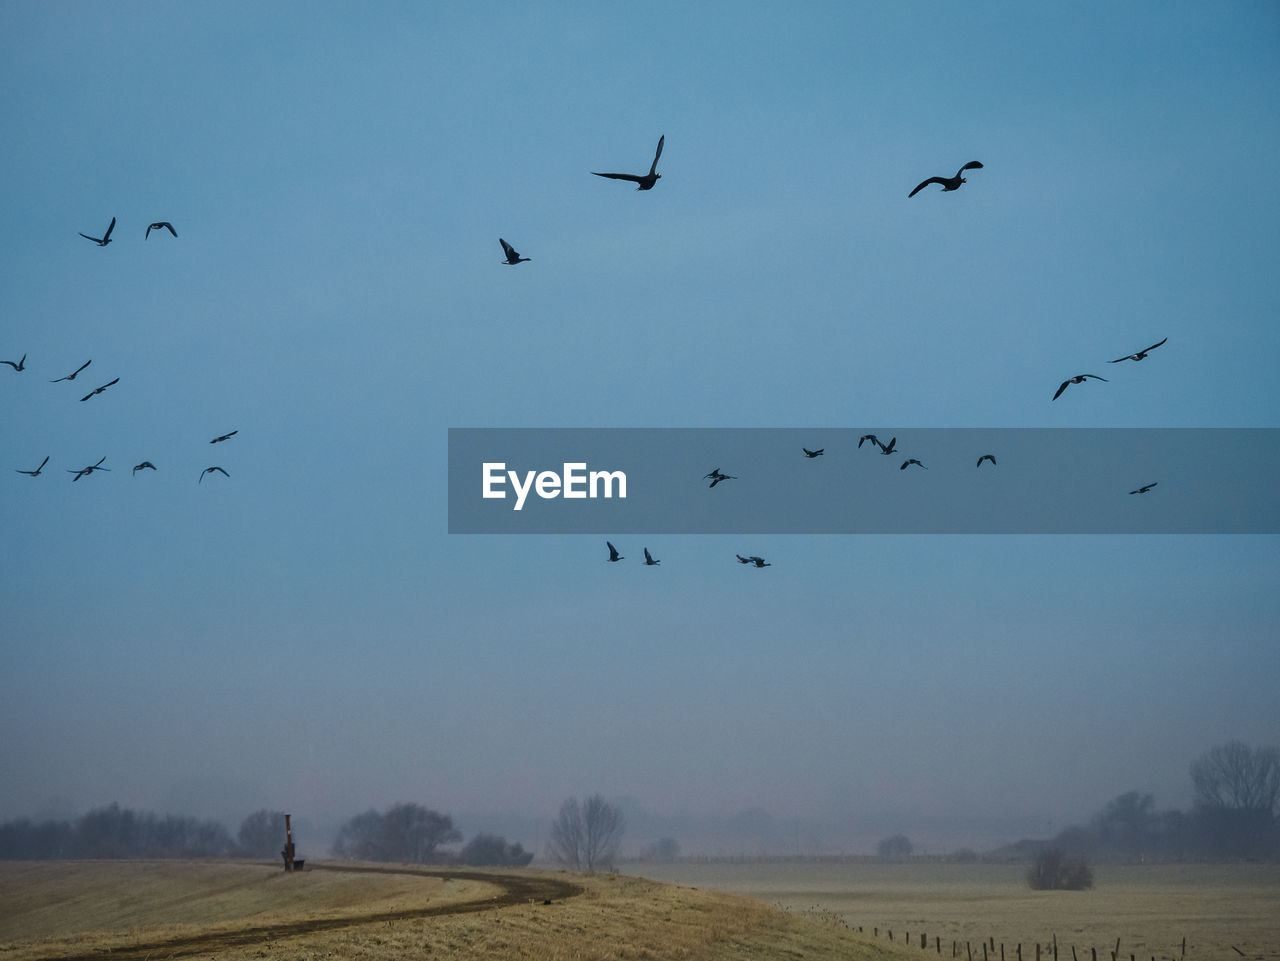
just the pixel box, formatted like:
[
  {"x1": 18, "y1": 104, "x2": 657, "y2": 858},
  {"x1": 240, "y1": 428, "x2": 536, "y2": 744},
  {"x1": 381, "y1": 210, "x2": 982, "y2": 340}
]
[
  {"x1": 0, "y1": 859, "x2": 908, "y2": 961},
  {"x1": 635, "y1": 860, "x2": 1280, "y2": 961}
]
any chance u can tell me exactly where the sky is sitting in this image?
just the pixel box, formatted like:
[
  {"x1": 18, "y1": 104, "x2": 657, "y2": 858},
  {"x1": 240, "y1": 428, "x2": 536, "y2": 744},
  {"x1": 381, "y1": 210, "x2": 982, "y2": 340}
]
[{"x1": 2, "y1": 2, "x2": 1278, "y2": 856}]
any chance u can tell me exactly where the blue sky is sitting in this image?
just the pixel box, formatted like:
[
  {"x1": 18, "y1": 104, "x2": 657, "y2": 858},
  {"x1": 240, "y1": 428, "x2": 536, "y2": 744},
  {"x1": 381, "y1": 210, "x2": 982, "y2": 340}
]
[{"x1": 2, "y1": 2, "x2": 1278, "y2": 853}]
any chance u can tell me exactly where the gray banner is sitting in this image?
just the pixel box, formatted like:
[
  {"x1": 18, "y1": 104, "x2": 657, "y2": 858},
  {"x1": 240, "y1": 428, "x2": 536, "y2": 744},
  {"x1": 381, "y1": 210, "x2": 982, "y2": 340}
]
[{"x1": 448, "y1": 428, "x2": 1280, "y2": 533}]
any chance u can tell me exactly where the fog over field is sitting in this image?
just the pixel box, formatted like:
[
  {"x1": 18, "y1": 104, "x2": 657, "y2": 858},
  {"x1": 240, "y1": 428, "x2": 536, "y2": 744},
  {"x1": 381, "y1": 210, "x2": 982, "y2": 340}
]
[{"x1": 2, "y1": 3, "x2": 1277, "y2": 856}]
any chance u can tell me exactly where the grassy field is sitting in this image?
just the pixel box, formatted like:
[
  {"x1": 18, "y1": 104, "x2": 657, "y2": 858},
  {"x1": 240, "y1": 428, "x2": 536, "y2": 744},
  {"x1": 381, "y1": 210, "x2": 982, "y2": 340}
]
[
  {"x1": 0, "y1": 859, "x2": 906, "y2": 961},
  {"x1": 2, "y1": 859, "x2": 1275, "y2": 961},
  {"x1": 634, "y1": 859, "x2": 1280, "y2": 961}
]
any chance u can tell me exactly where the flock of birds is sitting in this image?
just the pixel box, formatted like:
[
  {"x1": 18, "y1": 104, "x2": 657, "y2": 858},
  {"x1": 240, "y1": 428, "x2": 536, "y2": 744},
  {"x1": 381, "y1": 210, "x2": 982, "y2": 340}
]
[
  {"x1": 561, "y1": 140, "x2": 1172, "y2": 568},
  {"x1": 9, "y1": 140, "x2": 1170, "y2": 538},
  {"x1": 6, "y1": 218, "x2": 241, "y2": 486}
]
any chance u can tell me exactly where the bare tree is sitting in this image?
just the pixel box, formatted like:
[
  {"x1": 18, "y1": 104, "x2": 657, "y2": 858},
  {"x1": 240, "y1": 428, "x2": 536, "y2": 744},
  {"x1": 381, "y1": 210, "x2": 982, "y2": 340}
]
[
  {"x1": 237, "y1": 809, "x2": 286, "y2": 858},
  {"x1": 549, "y1": 794, "x2": 624, "y2": 872},
  {"x1": 1191, "y1": 741, "x2": 1280, "y2": 815},
  {"x1": 1190, "y1": 741, "x2": 1280, "y2": 857}
]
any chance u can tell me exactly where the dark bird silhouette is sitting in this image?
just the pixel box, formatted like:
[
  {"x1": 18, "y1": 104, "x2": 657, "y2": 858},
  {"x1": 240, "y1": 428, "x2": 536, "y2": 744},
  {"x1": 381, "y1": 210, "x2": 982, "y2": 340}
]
[
  {"x1": 15, "y1": 456, "x2": 49, "y2": 476},
  {"x1": 80, "y1": 377, "x2": 119, "y2": 402},
  {"x1": 592, "y1": 134, "x2": 664, "y2": 190},
  {"x1": 643, "y1": 548, "x2": 660, "y2": 566},
  {"x1": 1109, "y1": 337, "x2": 1167, "y2": 363},
  {"x1": 145, "y1": 221, "x2": 177, "y2": 239},
  {"x1": 210, "y1": 430, "x2": 238, "y2": 444},
  {"x1": 879, "y1": 436, "x2": 897, "y2": 455},
  {"x1": 707, "y1": 469, "x2": 737, "y2": 488},
  {"x1": 68, "y1": 456, "x2": 108, "y2": 481},
  {"x1": 735, "y1": 554, "x2": 753, "y2": 564},
  {"x1": 901, "y1": 458, "x2": 927, "y2": 470},
  {"x1": 738, "y1": 554, "x2": 771, "y2": 568},
  {"x1": 909, "y1": 161, "x2": 983, "y2": 198},
  {"x1": 132, "y1": 461, "x2": 157, "y2": 475},
  {"x1": 976, "y1": 454, "x2": 997, "y2": 468},
  {"x1": 802, "y1": 447, "x2": 824, "y2": 458},
  {"x1": 1129, "y1": 482, "x2": 1158, "y2": 495},
  {"x1": 499, "y1": 238, "x2": 531, "y2": 265},
  {"x1": 79, "y1": 217, "x2": 116, "y2": 246},
  {"x1": 2, "y1": 353, "x2": 26, "y2": 371},
  {"x1": 1052, "y1": 374, "x2": 1108, "y2": 400},
  {"x1": 199, "y1": 466, "x2": 229, "y2": 484},
  {"x1": 606, "y1": 541, "x2": 624, "y2": 562},
  {"x1": 858, "y1": 434, "x2": 881, "y2": 450},
  {"x1": 51, "y1": 359, "x2": 91, "y2": 382}
]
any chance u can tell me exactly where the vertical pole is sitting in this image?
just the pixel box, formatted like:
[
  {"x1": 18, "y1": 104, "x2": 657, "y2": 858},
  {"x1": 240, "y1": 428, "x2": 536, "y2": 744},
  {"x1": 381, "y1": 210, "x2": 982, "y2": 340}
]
[{"x1": 283, "y1": 813, "x2": 295, "y2": 872}]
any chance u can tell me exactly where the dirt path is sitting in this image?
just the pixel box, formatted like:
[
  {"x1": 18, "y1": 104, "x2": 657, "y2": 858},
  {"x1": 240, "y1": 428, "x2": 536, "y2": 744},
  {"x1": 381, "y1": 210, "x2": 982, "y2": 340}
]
[{"x1": 41, "y1": 864, "x2": 582, "y2": 961}]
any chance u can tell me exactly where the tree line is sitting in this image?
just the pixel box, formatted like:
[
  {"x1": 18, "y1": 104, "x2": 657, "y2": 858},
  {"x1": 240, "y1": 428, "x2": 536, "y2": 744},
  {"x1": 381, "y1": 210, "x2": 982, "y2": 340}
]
[
  {"x1": 1053, "y1": 741, "x2": 1279, "y2": 861},
  {"x1": 0, "y1": 802, "x2": 532, "y2": 865}
]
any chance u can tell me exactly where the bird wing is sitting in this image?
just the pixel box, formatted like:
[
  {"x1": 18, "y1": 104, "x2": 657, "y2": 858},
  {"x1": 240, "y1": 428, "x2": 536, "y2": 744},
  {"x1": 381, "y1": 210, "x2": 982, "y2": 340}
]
[
  {"x1": 1086, "y1": 374, "x2": 1108, "y2": 382},
  {"x1": 649, "y1": 135, "x2": 664, "y2": 175},
  {"x1": 959, "y1": 161, "x2": 984, "y2": 173},
  {"x1": 499, "y1": 238, "x2": 516, "y2": 259},
  {"x1": 163, "y1": 222, "x2": 177, "y2": 236},
  {"x1": 592, "y1": 172, "x2": 644, "y2": 183},
  {"x1": 1107, "y1": 354, "x2": 1132, "y2": 363},
  {"x1": 1144, "y1": 337, "x2": 1167, "y2": 353},
  {"x1": 79, "y1": 389, "x2": 94, "y2": 401},
  {"x1": 103, "y1": 217, "x2": 115, "y2": 241},
  {"x1": 145, "y1": 224, "x2": 153, "y2": 239},
  {"x1": 78, "y1": 232, "x2": 99, "y2": 242},
  {"x1": 1052, "y1": 380, "x2": 1070, "y2": 400},
  {"x1": 102, "y1": 377, "x2": 119, "y2": 390},
  {"x1": 644, "y1": 548, "x2": 654, "y2": 563},
  {"x1": 909, "y1": 177, "x2": 946, "y2": 198}
]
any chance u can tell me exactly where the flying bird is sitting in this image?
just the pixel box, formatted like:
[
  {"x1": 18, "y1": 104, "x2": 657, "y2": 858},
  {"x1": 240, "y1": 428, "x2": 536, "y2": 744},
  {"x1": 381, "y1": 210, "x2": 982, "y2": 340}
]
[
  {"x1": 68, "y1": 457, "x2": 108, "y2": 481},
  {"x1": 132, "y1": 461, "x2": 157, "y2": 475},
  {"x1": 802, "y1": 447, "x2": 824, "y2": 458},
  {"x1": 210, "y1": 430, "x2": 238, "y2": 444},
  {"x1": 606, "y1": 541, "x2": 624, "y2": 562},
  {"x1": 199, "y1": 466, "x2": 229, "y2": 484},
  {"x1": 15, "y1": 456, "x2": 49, "y2": 477},
  {"x1": 592, "y1": 134, "x2": 664, "y2": 190},
  {"x1": 80, "y1": 377, "x2": 119, "y2": 401},
  {"x1": 879, "y1": 436, "x2": 897, "y2": 455},
  {"x1": 901, "y1": 458, "x2": 927, "y2": 470},
  {"x1": 2, "y1": 353, "x2": 26, "y2": 371},
  {"x1": 976, "y1": 454, "x2": 997, "y2": 468},
  {"x1": 737, "y1": 554, "x2": 771, "y2": 568},
  {"x1": 499, "y1": 238, "x2": 531, "y2": 265},
  {"x1": 145, "y1": 221, "x2": 177, "y2": 239},
  {"x1": 1109, "y1": 337, "x2": 1167, "y2": 363},
  {"x1": 1052, "y1": 374, "x2": 1108, "y2": 400},
  {"x1": 1129, "y1": 482, "x2": 1158, "y2": 494},
  {"x1": 707, "y1": 469, "x2": 737, "y2": 488},
  {"x1": 643, "y1": 548, "x2": 660, "y2": 566},
  {"x1": 79, "y1": 216, "x2": 116, "y2": 246},
  {"x1": 51, "y1": 359, "x2": 91, "y2": 382},
  {"x1": 909, "y1": 161, "x2": 983, "y2": 198},
  {"x1": 858, "y1": 434, "x2": 881, "y2": 450}
]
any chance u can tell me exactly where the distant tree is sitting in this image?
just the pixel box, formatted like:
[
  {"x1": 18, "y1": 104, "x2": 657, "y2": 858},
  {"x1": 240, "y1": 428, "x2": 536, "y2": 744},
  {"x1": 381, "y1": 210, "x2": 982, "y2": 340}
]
[
  {"x1": 1190, "y1": 741, "x2": 1280, "y2": 857},
  {"x1": 1026, "y1": 847, "x2": 1093, "y2": 890},
  {"x1": 457, "y1": 833, "x2": 534, "y2": 867},
  {"x1": 877, "y1": 834, "x2": 913, "y2": 859},
  {"x1": 332, "y1": 804, "x2": 460, "y2": 863},
  {"x1": 1092, "y1": 791, "x2": 1158, "y2": 859},
  {"x1": 947, "y1": 847, "x2": 979, "y2": 863},
  {"x1": 237, "y1": 809, "x2": 287, "y2": 858},
  {"x1": 642, "y1": 837, "x2": 681, "y2": 861},
  {"x1": 549, "y1": 795, "x2": 624, "y2": 872}
]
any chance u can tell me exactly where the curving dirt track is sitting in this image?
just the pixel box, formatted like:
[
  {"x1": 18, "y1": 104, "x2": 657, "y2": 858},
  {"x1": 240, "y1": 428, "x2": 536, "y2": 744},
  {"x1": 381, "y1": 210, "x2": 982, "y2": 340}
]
[{"x1": 42, "y1": 864, "x2": 583, "y2": 961}]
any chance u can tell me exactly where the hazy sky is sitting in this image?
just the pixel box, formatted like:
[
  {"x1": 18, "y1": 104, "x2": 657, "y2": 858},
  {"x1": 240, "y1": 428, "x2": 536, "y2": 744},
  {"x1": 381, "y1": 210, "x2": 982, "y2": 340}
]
[{"x1": 2, "y1": 2, "x2": 1278, "y2": 854}]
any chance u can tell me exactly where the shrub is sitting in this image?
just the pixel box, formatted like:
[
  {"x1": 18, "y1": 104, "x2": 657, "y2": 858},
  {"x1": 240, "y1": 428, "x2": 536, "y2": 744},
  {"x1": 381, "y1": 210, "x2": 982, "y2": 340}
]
[{"x1": 1026, "y1": 847, "x2": 1094, "y2": 890}]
